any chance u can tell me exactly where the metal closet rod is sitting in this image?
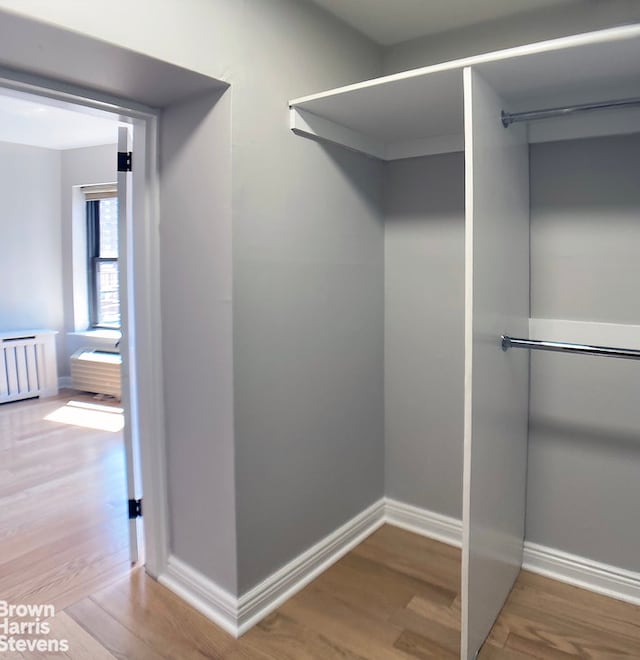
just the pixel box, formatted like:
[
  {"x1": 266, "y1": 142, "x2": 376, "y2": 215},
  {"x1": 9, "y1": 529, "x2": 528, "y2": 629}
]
[
  {"x1": 501, "y1": 96, "x2": 640, "y2": 127},
  {"x1": 501, "y1": 336, "x2": 640, "y2": 361}
]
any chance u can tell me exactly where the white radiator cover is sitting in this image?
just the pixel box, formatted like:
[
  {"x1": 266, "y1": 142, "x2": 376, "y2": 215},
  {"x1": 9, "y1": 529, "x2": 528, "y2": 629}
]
[
  {"x1": 70, "y1": 348, "x2": 122, "y2": 398},
  {"x1": 0, "y1": 330, "x2": 59, "y2": 403}
]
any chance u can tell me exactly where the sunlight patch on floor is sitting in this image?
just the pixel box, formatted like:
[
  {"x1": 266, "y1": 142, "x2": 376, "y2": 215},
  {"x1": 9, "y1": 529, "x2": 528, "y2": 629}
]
[{"x1": 44, "y1": 400, "x2": 124, "y2": 432}]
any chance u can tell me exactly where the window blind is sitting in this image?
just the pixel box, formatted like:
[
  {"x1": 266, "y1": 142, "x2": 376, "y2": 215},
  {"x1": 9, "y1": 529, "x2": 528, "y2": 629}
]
[{"x1": 82, "y1": 184, "x2": 117, "y2": 201}]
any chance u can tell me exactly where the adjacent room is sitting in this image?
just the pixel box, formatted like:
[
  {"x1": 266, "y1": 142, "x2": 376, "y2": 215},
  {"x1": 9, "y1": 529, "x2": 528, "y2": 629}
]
[{"x1": 0, "y1": 90, "x2": 134, "y2": 612}]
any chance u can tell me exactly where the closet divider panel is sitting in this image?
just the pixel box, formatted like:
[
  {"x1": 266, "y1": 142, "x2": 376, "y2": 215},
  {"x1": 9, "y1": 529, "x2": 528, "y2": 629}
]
[{"x1": 461, "y1": 67, "x2": 530, "y2": 660}]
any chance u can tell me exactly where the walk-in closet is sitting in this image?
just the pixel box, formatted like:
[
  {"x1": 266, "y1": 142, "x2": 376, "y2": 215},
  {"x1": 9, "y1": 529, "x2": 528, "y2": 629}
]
[
  {"x1": 2, "y1": 3, "x2": 640, "y2": 658},
  {"x1": 290, "y1": 25, "x2": 640, "y2": 659}
]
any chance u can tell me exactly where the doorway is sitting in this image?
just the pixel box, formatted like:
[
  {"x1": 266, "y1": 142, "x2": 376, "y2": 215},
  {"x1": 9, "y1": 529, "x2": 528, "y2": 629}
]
[
  {"x1": 0, "y1": 84, "x2": 152, "y2": 610},
  {"x1": 0, "y1": 14, "x2": 232, "y2": 637}
]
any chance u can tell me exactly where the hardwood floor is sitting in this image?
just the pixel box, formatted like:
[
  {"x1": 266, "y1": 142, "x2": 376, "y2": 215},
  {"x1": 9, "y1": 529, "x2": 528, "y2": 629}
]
[
  {"x1": 63, "y1": 526, "x2": 462, "y2": 660},
  {"x1": 480, "y1": 571, "x2": 640, "y2": 659},
  {"x1": 2, "y1": 395, "x2": 640, "y2": 658},
  {"x1": 26, "y1": 525, "x2": 640, "y2": 659},
  {"x1": 0, "y1": 391, "x2": 131, "y2": 613}
]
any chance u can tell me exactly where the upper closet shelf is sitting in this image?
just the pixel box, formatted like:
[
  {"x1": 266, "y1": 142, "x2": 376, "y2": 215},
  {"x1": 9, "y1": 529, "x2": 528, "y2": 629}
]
[{"x1": 289, "y1": 25, "x2": 640, "y2": 161}]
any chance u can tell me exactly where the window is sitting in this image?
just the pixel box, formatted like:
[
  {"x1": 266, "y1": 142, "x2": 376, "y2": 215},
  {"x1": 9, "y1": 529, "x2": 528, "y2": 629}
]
[{"x1": 87, "y1": 193, "x2": 120, "y2": 329}]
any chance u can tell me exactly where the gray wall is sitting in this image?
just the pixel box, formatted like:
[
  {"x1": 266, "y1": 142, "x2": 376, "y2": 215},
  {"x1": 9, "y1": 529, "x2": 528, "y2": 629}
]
[
  {"x1": 0, "y1": 141, "x2": 117, "y2": 379},
  {"x1": 527, "y1": 134, "x2": 640, "y2": 569},
  {"x1": 384, "y1": 154, "x2": 464, "y2": 519},
  {"x1": 381, "y1": 135, "x2": 640, "y2": 575},
  {"x1": 160, "y1": 88, "x2": 237, "y2": 593},
  {"x1": 530, "y1": 136, "x2": 640, "y2": 323},
  {"x1": 232, "y1": 0, "x2": 384, "y2": 592},
  {"x1": 0, "y1": 141, "x2": 63, "y2": 369},
  {"x1": 383, "y1": 0, "x2": 640, "y2": 74},
  {"x1": 382, "y1": 136, "x2": 640, "y2": 573}
]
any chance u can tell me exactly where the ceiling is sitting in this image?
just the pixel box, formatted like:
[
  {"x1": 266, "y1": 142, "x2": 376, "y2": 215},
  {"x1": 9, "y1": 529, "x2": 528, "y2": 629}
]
[
  {"x1": 0, "y1": 91, "x2": 119, "y2": 150},
  {"x1": 309, "y1": 0, "x2": 582, "y2": 46}
]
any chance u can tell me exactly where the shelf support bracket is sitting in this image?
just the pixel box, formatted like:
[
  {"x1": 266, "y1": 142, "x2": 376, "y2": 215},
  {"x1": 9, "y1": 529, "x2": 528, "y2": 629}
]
[{"x1": 289, "y1": 107, "x2": 385, "y2": 160}]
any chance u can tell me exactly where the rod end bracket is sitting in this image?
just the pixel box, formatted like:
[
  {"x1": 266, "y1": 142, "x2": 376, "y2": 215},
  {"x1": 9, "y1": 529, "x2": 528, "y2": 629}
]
[
  {"x1": 500, "y1": 110, "x2": 512, "y2": 128},
  {"x1": 501, "y1": 335, "x2": 511, "y2": 351}
]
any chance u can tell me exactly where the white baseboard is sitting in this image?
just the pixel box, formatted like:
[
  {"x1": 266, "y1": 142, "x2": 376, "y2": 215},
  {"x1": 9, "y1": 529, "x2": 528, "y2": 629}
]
[
  {"x1": 385, "y1": 498, "x2": 463, "y2": 547},
  {"x1": 158, "y1": 498, "x2": 386, "y2": 638},
  {"x1": 237, "y1": 498, "x2": 386, "y2": 634},
  {"x1": 58, "y1": 376, "x2": 72, "y2": 389},
  {"x1": 383, "y1": 499, "x2": 640, "y2": 607},
  {"x1": 522, "y1": 542, "x2": 640, "y2": 606},
  {"x1": 158, "y1": 555, "x2": 239, "y2": 637},
  {"x1": 158, "y1": 498, "x2": 640, "y2": 639}
]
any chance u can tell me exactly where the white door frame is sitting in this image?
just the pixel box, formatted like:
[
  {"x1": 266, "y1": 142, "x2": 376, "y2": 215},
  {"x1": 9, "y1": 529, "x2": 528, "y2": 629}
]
[{"x1": 0, "y1": 69, "x2": 169, "y2": 578}]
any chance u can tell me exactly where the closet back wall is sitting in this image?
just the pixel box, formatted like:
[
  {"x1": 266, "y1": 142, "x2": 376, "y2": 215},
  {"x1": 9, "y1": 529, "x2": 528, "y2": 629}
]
[
  {"x1": 527, "y1": 133, "x2": 640, "y2": 571},
  {"x1": 382, "y1": 134, "x2": 640, "y2": 576},
  {"x1": 384, "y1": 153, "x2": 465, "y2": 518}
]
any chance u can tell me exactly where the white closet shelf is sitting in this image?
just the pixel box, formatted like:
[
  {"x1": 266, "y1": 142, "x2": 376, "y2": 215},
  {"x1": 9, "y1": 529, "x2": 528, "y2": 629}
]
[{"x1": 289, "y1": 24, "x2": 640, "y2": 161}]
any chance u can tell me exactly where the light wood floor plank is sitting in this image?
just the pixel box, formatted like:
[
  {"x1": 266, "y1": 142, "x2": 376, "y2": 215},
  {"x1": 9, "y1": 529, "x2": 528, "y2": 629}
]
[
  {"x1": 404, "y1": 593, "x2": 461, "y2": 632},
  {"x1": 393, "y1": 628, "x2": 458, "y2": 660},
  {"x1": 277, "y1": 585, "x2": 408, "y2": 659},
  {"x1": 67, "y1": 596, "x2": 167, "y2": 660},
  {"x1": 512, "y1": 570, "x2": 640, "y2": 636},
  {"x1": 479, "y1": 570, "x2": 640, "y2": 659},
  {"x1": 353, "y1": 525, "x2": 460, "y2": 591},
  {"x1": 11, "y1": 612, "x2": 117, "y2": 660},
  {"x1": 390, "y1": 605, "x2": 460, "y2": 655},
  {"x1": 89, "y1": 568, "x2": 236, "y2": 659},
  {"x1": 234, "y1": 611, "x2": 370, "y2": 660}
]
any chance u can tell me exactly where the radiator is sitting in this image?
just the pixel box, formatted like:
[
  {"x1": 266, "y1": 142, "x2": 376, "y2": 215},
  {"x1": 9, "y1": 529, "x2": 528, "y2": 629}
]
[
  {"x1": 0, "y1": 330, "x2": 59, "y2": 404},
  {"x1": 70, "y1": 349, "x2": 122, "y2": 399}
]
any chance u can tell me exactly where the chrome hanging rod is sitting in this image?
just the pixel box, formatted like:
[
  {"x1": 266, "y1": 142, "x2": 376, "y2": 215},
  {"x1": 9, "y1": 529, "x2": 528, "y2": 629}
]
[
  {"x1": 501, "y1": 336, "x2": 640, "y2": 361},
  {"x1": 501, "y1": 96, "x2": 640, "y2": 127}
]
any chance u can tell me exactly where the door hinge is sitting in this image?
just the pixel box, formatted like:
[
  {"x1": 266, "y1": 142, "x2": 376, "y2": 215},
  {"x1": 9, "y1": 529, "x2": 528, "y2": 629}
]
[
  {"x1": 118, "y1": 151, "x2": 132, "y2": 172},
  {"x1": 128, "y1": 498, "x2": 143, "y2": 519}
]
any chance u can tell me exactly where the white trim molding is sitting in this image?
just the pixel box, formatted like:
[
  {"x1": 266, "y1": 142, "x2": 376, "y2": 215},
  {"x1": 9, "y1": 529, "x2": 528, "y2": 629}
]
[
  {"x1": 158, "y1": 498, "x2": 640, "y2": 639},
  {"x1": 158, "y1": 498, "x2": 386, "y2": 638},
  {"x1": 159, "y1": 556, "x2": 239, "y2": 637},
  {"x1": 382, "y1": 501, "x2": 640, "y2": 608},
  {"x1": 385, "y1": 498, "x2": 462, "y2": 547},
  {"x1": 237, "y1": 498, "x2": 386, "y2": 634},
  {"x1": 58, "y1": 376, "x2": 73, "y2": 390},
  {"x1": 522, "y1": 542, "x2": 640, "y2": 607},
  {"x1": 382, "y1": 500, "x2": 640, "y2": 607},
  {"x1": 291, "y1": 107, "x2": 385, "y2": 160}
]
